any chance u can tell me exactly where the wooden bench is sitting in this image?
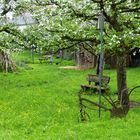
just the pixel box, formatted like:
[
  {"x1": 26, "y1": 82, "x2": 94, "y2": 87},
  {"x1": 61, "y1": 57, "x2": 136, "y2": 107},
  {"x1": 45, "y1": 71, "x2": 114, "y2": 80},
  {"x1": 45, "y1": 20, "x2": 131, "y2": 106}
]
[
  {"x1": 39, "y1": 55, "x2": 53, "y2": 64},
  {"x1": 81, "y1": 74, "x2": 110, "y2": 93}
]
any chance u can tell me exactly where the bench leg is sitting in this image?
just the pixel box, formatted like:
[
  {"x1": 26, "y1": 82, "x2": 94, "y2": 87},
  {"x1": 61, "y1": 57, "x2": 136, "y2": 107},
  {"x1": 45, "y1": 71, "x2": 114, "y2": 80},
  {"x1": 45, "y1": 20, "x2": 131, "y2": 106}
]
[{"x1": 78, "y1": 90, "x2": 87, "y2": 121}]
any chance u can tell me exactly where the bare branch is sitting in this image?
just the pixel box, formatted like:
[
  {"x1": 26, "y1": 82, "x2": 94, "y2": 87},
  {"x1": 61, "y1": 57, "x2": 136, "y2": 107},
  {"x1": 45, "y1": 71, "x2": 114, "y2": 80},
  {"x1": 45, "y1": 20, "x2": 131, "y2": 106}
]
[{"x1": 84, "y1": 42, "x2": 96, "y2": 55}]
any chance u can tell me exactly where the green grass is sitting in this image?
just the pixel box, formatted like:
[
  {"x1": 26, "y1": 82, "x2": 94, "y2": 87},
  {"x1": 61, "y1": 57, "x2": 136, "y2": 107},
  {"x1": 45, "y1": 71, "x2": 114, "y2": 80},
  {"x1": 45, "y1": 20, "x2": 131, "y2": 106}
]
[{"x1": 0, "y1": 52, "x2": 140, "y2": 139}]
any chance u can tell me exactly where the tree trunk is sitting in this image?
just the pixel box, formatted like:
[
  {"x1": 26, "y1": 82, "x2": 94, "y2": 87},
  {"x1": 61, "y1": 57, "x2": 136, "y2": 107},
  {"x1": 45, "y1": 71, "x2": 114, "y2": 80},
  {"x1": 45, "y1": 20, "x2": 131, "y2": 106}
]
[
  {"x1": 113, "y1": 54, "x2": 130, "y2": 117},
  {"x1": 117, "y1": 54, "x2": 127, "y2": 100},
  {"x1": 0, "y1": 49, "x2": 16, "y2": 72},
  {"x1": 104, "y1": 54, "x2": 130, "y2": 118}
]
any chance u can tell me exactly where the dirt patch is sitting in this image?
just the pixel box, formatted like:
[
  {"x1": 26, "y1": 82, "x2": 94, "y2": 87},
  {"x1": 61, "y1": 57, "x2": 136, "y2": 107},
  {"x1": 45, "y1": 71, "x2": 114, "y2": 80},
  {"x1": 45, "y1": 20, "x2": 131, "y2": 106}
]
[{"x1": 59, "y1": 66, "x2": 85, "y2": 70}]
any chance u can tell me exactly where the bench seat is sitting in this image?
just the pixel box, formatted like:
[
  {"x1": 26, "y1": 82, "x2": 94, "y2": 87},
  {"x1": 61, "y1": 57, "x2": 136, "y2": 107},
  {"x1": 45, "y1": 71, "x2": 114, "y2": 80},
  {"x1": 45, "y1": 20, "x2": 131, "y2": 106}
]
[
  {"x1": 81, "y1": 74, "x2": 110, "y2": 94},
  {"x1": 39, "y1": 55, "x2": 53, "y2": 64},
  {"x1": 81, "y1": 84, "x2": 108, "y2": 91}
]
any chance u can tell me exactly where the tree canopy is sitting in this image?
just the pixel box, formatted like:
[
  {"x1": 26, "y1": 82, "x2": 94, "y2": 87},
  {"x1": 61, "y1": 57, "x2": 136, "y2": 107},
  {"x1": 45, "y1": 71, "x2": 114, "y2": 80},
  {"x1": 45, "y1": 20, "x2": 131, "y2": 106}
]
[{"x1": 20, "y1": 0, "x2": 140, "y2": 54}]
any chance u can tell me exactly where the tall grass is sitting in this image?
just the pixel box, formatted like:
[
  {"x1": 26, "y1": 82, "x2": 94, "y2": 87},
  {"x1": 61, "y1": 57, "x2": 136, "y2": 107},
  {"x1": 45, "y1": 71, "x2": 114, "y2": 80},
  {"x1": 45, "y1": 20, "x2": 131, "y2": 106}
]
[{"x1": 0, "y1": 52, "x2": 140, "y2": 139}]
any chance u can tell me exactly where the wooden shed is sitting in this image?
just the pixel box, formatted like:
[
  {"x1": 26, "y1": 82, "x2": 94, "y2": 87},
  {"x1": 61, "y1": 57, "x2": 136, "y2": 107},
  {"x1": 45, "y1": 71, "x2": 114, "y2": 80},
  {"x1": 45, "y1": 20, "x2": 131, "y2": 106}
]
[{"x1": 75, "y1": 47, "x2": 97, "y2": 69}]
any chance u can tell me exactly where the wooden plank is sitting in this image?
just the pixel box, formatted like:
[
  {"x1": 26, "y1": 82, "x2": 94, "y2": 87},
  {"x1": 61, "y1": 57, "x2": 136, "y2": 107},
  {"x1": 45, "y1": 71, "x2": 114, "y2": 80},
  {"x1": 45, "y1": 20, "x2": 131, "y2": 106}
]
[
  {"x1": 81, "y1": 85, "x2": 107, "y2": 91},
  {"x1": 87, "y1": 74, "x2": 110, "y2": 85}
]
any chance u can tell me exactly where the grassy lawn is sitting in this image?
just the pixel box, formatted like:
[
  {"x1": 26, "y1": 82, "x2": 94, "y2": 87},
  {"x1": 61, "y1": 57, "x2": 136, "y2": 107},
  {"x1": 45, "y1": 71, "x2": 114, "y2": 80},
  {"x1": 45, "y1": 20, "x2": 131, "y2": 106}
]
[{"x1": 0, "y1": 52, "x2": 140, "y2": 140}]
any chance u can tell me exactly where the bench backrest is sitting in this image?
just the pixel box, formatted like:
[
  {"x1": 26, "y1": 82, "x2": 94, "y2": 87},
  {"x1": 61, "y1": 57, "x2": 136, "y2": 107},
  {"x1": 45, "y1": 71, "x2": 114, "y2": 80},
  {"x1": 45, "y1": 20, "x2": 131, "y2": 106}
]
[{"x1": 87, "y1": 74, "x2": 110, "y2": 86}]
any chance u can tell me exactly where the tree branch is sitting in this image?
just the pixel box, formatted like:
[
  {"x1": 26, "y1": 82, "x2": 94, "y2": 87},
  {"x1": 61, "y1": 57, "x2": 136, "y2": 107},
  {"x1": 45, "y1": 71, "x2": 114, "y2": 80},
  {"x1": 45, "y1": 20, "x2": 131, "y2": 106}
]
[
  {"x1": 115, "y1": 0, "x2": 127, "y2": 6},
  {"x1": 70, "y1": 6, "x2": 97, "y2": 20},
  {"x1": 45, "y1": 28, "x2": 62, "y2": 33},
  {"x1": 91, "y1": 0, "x2": 101, "y2": 3},
  {"x1": 62, "y1": 35, "x2": 99, "y2": 43},
  {"x1": 120, "y1": 7, "x2": 140, "y2": 13},
  {"x1": 34, "y1": 0, "x2": 60, "y2": 7},
  {"x1": 54, "y1": 42, "x2": 81, "y2": 54},
  {"x1": 0, "y1": 26, "x2": 19, "y2": 36},
  {"x1": 1, "y1": 0, "x2": 12, "y2": 16}
]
